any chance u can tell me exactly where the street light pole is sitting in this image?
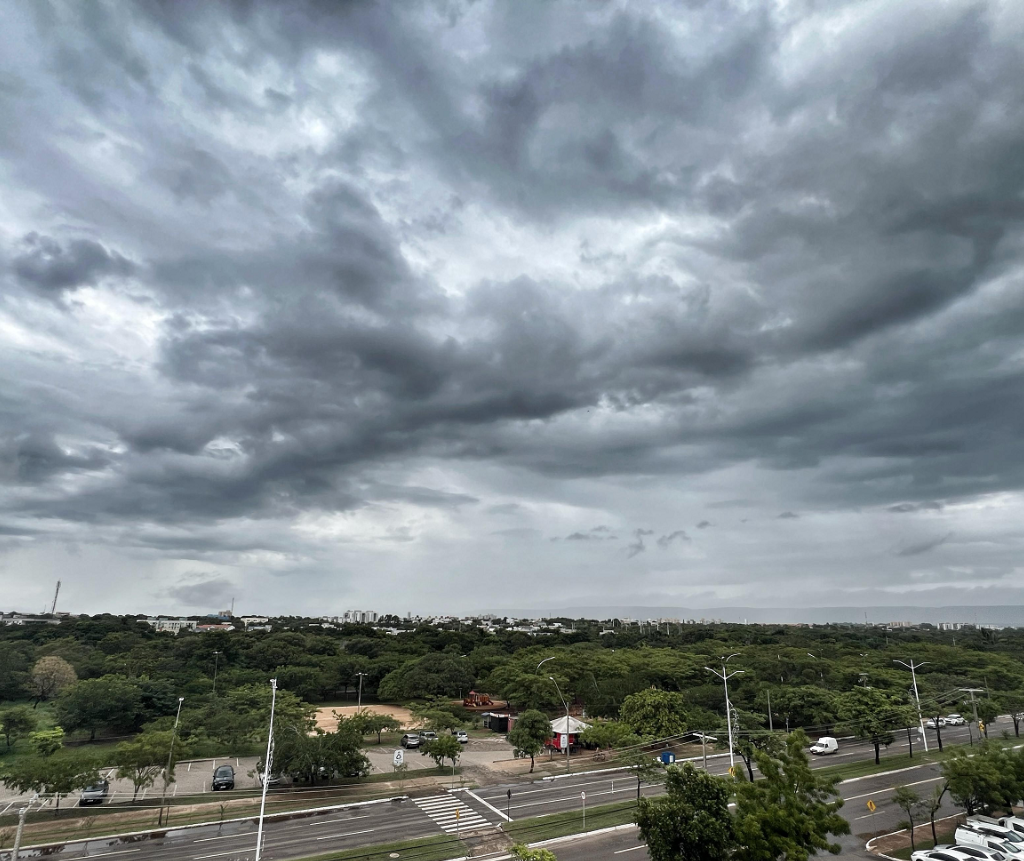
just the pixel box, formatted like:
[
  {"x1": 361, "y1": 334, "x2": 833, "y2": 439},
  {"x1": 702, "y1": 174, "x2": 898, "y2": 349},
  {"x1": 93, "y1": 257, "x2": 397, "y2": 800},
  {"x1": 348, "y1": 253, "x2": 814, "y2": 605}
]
[
  {"x1": 212, "y1": 651, "x2": 220, "y2": 696},
  {"x1": 894, "y1": 659, "x2": 930, "y2": 753},
  {"x1": 705, "y1": 654, "x2": 744, "y2": 769},
  {"x1": 537, "y1": 657, "x2": 572, "y2": 773},
  {"x1": 549, "y1": 676, "x2": 571, "y2": 774},
  {"x1": 158, "y1": 696, "x2": 184, "y2": 826},
  {"x1": 11, "y1": 794, "x2": 39, "y2": 860},
  {"x1": 255, "y1": 678, "x2": 278, "y2": 861},
  {"x1": 355, "y1": 672, "x2": 366, "y2": 710}
]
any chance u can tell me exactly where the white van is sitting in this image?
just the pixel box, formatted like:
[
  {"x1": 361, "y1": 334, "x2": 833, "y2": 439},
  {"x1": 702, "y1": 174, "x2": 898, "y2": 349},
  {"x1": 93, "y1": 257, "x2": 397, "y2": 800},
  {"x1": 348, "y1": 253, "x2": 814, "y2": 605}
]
[
  {"x1": 998, "y1": 818, "x2": 1024, "y2": 838},
  {"x1": 809, "y1": 736, "x2": 839, "y2": 755},
  {"x1": 957, "y1": 824, "x2": 1024, "y2": 857}
]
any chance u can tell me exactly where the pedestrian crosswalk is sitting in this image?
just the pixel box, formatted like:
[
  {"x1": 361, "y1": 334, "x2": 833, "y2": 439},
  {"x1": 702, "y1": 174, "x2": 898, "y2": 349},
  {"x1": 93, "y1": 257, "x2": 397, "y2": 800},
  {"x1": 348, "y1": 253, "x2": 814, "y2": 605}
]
[{"x1": 413, "y1": 793, "x2": 493, "y2": 833}]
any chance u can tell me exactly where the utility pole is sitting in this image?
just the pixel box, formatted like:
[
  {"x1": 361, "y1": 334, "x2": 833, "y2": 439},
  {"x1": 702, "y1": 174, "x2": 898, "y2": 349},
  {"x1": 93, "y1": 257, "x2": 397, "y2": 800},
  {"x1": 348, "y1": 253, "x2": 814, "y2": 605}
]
[
  {"x1": 212, "y1": 651, "x2": 220, "y2": 696},
  {"x1": 960, "y1": 688, "x2": 984, "y2": 745},
  {"x1": 767, "y1": 689, "x2": 773, "y2": 732},
  {"x1": 50, "y1": 581, "x2": 61, "y2": 615},
  {"x1": 706, "y1": 654, "x2": 744, "y2": 769},
  {"x1": 158, "y1": 696, "x2": 184, "y2": 826},
  {"x1": 355, "y1": 672, "x2": 366, "y2": 710},
  {"x1": 255, "y1": 679, "x2": 278, "y2": 861},
  {"x1": 894, "y1": 659, "x2": 930, "y2": 753}
]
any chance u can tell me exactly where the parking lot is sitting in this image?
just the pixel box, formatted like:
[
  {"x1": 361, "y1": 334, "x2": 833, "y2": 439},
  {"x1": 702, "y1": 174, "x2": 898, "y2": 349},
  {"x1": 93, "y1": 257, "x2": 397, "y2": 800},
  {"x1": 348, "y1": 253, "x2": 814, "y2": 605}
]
[{"x1": 0, "y1": 755, "x2": 263, "y2": 808}]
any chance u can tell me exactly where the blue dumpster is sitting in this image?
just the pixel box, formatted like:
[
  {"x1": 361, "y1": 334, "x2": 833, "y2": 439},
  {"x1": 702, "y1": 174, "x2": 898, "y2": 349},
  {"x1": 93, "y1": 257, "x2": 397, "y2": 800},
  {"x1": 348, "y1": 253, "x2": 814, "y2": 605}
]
[{"x1": 659, "y1": 751, "x2": 676, "y2": 765}]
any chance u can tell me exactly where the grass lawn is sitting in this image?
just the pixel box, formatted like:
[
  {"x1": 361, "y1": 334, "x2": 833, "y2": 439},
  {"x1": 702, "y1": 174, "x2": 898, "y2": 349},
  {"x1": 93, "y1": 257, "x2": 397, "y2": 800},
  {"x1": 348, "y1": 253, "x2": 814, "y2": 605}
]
[{"x1": 503, "y1": 799, "x2": 638, "y2": 844}]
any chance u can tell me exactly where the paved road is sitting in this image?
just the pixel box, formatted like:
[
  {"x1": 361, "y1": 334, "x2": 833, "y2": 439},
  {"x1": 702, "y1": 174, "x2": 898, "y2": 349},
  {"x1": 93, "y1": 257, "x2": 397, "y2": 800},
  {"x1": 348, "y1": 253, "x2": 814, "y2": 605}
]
[{"x1": 2, "y1": 719, "x2": 1004, "y2": 861}]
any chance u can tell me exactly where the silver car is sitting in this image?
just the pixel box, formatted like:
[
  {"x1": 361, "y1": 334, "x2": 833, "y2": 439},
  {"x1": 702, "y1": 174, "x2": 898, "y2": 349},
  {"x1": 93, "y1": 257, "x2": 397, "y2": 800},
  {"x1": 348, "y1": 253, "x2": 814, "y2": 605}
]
[{"x1": 79, "y1": 780, "x2": 110, "y2": 805}]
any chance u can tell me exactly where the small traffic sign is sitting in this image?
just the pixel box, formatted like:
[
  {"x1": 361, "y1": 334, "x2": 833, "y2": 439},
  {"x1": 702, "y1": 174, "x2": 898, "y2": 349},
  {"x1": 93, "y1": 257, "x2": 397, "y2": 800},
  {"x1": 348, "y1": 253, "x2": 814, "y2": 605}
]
[
  {"x1": 866, "y1": 800, "x2": 876, "y2": 812},
  {"x1": 507, "y1": 789, "x2": 512, "y2": 799},
  {"x1": 393, "y1": 749, "x2": 404, "y2": 767},
  {"x1": 581, "y1": 791, "x2": 586, "y2": 800}
]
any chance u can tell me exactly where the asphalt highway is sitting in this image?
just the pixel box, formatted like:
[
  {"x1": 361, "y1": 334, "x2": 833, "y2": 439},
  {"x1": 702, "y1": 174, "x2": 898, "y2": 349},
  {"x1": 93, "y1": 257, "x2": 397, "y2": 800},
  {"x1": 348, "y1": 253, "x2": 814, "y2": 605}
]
[{"x1": 3, "y1": 719, "x2": 1005, "y2": 861}]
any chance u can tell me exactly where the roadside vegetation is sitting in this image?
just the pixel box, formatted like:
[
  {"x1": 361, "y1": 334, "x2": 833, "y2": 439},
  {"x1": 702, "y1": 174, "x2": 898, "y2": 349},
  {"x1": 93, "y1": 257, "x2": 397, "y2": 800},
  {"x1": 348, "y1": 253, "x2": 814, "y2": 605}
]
[{"x1": 2, "y1": 613, "x2": 1024, "y2": 854}]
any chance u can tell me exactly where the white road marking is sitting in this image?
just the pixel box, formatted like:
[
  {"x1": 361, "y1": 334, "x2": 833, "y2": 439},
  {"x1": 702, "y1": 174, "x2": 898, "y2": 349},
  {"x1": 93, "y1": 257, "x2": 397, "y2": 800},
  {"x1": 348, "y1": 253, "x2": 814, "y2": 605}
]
[
  {"x1": 614, "y1": 846, "x2": 647, "y2": 854},
  {"x1": 315, "y1": 828, "x2": 375, "y2": 841}
]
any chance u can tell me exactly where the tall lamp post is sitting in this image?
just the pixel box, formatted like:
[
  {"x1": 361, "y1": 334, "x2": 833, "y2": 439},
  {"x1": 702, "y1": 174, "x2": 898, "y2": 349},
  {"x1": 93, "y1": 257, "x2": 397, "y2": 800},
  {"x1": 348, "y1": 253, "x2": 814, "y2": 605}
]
[
  {"x1": 158, "y1": 696, "x2": 184, "y2": 826},
  {"x1": 705, "y1": 654, "x2": 744, "y2": 770},
  {"x1": 537, "y1": 658, "x2": 571, "y2": 774},
  {"x1": 255, "y1": 679, "x2": 278, "y2": 861},
  {"x1": 894, "y1": 659, "x2": 930, "y2": 753},
  {"x1": 355, "y1": 672, "x2": 366, "y2": 710},
  {"x1": 212, "y1": 651, "x2": 220, "y2": 696}
]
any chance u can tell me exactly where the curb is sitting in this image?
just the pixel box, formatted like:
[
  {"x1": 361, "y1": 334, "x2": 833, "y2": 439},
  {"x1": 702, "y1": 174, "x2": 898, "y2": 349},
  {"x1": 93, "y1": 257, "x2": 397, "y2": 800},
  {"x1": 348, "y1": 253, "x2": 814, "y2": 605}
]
[
  {"x1": 9, "y1": 794, "x2": 409, "y2": 853},
  {"x1": 865, "y1": 811, "x2": 965, "y2": 859}
]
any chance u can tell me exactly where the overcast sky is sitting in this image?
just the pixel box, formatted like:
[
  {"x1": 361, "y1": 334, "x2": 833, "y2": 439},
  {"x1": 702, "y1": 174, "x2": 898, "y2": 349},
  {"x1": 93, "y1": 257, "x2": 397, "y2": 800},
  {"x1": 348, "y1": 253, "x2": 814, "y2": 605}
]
[{"x1": 2, "y1": 1, "x2": 1024, "y2": 619}]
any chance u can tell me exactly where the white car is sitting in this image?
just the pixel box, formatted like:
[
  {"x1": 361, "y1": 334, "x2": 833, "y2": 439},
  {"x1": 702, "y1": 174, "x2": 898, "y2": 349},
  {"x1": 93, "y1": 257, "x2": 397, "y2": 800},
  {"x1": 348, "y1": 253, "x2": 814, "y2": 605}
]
[
  {"x1": 944, "y1": 844, "x2": 1008, "y2": 861},
  {"x1": 452, "y1": 730, "x2": 469, "y2": 744},
  {"x1": 913, "y1": 849, "x2": 1002, "y2": 861},
  {"x1": 945, "y1": 714, "x2": 967, "y2": 726},
  {"x1": 925, "y1": 717, "x2": 947, "y2": 729}
]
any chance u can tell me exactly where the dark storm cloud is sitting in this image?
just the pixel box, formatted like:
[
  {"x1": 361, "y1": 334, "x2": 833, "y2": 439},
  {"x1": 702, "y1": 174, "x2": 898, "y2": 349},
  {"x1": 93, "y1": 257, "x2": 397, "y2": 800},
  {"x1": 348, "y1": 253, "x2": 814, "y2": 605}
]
[
  {"x1": 11, "y1": 233, "x2": 135, "y2": 296},
  {"x1": 777, "y1": 512, "x2": 799, "y2": 520},
  {"x1": 657, "y1": 530, "x2": 690, "y2": 548},
  {"x1": 167, "y1": 575, "x2": 236, "y2": 607},
  {"x1": 2, "y1": 0, "x2": 1024, "y2": 612}
]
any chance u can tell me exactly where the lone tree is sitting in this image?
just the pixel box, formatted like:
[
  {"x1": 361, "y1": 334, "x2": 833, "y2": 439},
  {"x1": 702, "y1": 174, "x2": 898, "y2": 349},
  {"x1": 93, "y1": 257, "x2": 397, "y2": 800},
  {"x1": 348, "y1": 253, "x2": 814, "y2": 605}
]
[
  {"x1": 0, "y1": 753, "x2": 100, "y2": 814},
  {"x1": 620, "y1": 689, "x2": 691, "y2": 738},
  {"x1": 636, "y1": 763, "x2": 734, "y2": 861},
  {"x1": 421, "y1": 734, "x2": 462, "y2": 771},
  {"x1": 114, "y1": 730, "x2": 177, "y2": 802},
  {"x1": 28, "y1": 657, "x2": 77, "y2": 706},
  {"x1": 508, "y1": 710, "x2": 552, "y2": 773},
  {"x1": 925, "y1": 782, "x2": 949, "y2": 844},
  {"x1": 838, "y1": 688, "x2": 914, "y2": 765},
  {"x1": 0, "y1": 706, "x2": 36, "y2": 750},
  {"x1": 892, "y1": 785, "x2": 925, "y2": 851},
  {"x1": 731, "y1": 730, "x2": 850, "y2": 861},
  {"x1": 360, "y1": 713, "x2": 402, "y2": 744}
]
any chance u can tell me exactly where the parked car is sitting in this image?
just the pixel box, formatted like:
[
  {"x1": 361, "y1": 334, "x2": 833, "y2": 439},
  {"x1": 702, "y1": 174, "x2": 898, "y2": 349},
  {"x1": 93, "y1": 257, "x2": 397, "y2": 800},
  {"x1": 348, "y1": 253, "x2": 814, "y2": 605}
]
[
  {"x1": 998, "y1": 817, "x2": 1024, "y2": 837},
  {"x1": 809, "y1": 736, "x2": 839, "y2": 755},
  {"x1": 957, "y1": 822, "x2": 1024, "y2": 856},
  {"x1": 452, "y1": 730, "x2": 469, "y2": 744},
  {"x1": 212, "y1": 764, "x2": 235, "y2": 791},
  {"x1": 401, "y1": 733, "x2": 421, "y2": 748},
  {"x1": 925, "y1": 717, "x2": 947, "y2": 729},
  {"x1": 944, "y1": 843, "x2": 1008, "y2": 861},
  {"x1": 419, "y1": 731, "x2": 438, "y2": 743},
  {"x1": 79, "y1": 779, "x2": 110, "y2": 805},
  {"x1": 257, "y1": 761, "x2": 282, "y2": 786},
  {"x1": 913, "y1": 849, "x2": 1002, "y2": 861}
]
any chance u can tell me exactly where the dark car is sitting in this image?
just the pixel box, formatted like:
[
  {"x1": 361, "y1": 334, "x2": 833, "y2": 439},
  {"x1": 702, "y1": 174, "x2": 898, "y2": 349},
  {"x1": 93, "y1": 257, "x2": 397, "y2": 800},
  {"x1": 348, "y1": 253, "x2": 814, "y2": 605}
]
[
  {"x1": 212, "y1": 764, "x2": 235, "y2": 791},
  {"x1": 79, "y1": 780, "x2": 110, "y2": 805}
]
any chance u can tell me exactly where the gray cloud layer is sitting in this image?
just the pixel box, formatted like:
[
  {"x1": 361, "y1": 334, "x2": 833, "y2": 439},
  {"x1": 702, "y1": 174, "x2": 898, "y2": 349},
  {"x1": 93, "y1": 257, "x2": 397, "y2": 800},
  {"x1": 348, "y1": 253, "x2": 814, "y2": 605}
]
[{"x1": 1, "y1": 0, "x2": 1023, "y2": 615}]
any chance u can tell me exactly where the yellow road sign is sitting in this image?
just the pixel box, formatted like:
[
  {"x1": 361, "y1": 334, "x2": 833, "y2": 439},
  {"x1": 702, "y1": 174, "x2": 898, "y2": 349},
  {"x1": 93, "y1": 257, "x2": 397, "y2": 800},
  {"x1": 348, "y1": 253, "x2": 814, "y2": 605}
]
[{"x1": 866, "y1": 800, "x2": 876, "y2": 812}]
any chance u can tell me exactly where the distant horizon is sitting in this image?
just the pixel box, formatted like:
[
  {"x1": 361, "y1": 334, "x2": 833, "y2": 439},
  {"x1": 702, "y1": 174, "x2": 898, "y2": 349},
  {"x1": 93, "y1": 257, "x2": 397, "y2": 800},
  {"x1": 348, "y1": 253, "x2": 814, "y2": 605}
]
[{"x1": 6, "y1": 602, "x2": 1024, "y2": 628}]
